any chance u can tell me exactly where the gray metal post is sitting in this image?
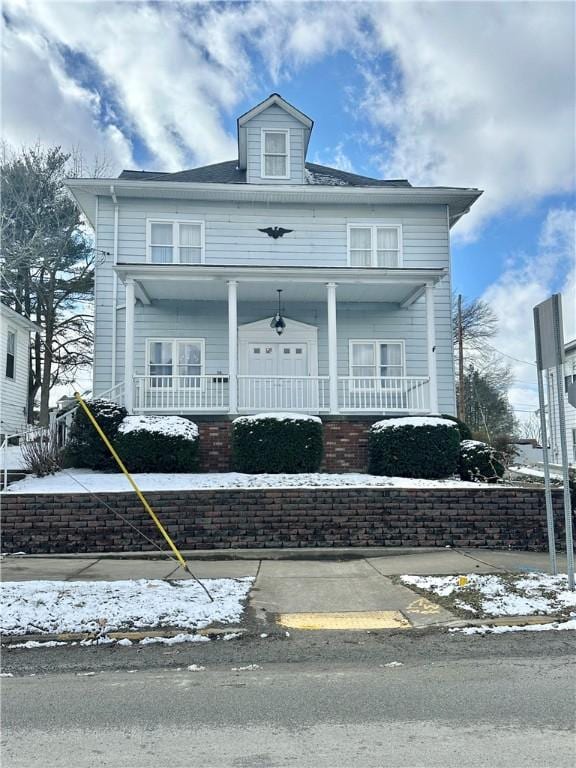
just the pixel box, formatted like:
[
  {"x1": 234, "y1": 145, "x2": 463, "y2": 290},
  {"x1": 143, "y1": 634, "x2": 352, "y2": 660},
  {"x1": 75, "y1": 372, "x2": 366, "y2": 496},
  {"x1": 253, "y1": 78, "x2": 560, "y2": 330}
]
[
  {"x1": 554, "y1": 362, "x2": 575, "y2": 589},
  {"x1": 536, "y1": 368, "x2": 557, "y2": 574}
]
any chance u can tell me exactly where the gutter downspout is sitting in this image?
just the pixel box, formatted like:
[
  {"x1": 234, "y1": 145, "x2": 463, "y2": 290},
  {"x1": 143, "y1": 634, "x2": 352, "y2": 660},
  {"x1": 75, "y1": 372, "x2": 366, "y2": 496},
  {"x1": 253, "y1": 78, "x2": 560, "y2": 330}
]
[{"x1": 110, "y1": 185, "x2": 119, "y2": 387}]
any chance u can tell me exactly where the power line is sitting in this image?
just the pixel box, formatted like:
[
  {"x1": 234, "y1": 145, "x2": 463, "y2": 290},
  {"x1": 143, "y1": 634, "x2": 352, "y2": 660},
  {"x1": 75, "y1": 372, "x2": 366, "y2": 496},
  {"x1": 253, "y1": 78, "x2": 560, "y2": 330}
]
[{"x1": 483, "y1": 342, "x2": 537, "y2": 367}]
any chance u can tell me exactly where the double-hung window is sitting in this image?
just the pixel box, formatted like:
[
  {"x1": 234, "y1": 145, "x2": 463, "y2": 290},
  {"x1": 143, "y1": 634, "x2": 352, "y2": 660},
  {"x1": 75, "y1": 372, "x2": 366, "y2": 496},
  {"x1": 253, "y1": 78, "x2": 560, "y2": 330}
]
[
  {"x1": 5, "y1": 330, "x2": 16, "y2": 379},
  {"x1": 261, "y1": 130, "x2": 289, "y2": 178},
  {"x1": 350, "y1": 341, "x2": 404, "y2": 387},
  {"x1": 348, "y1": 225, "x2": 402, "y2": 267},
  {"x1": 147, "y1": 339, "x2": 204, "y2": 388},
  {"x1": 148, "y1": 221, "x2": 204, "y2": 264}
]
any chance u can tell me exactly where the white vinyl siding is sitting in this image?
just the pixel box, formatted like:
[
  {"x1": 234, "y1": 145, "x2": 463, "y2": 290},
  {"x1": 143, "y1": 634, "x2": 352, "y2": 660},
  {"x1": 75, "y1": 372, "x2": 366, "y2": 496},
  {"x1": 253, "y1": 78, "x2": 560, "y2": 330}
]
[
  {"x1": 349, "y1": 340, "x2": 405, "y2": 380},
  {"x1": 348, "y1": 224, "x2": 402, "y2": 267},
  {"x1": 261, "y1": 129, "x2": 289, "y2": 179},
  {"x1": 5, "y1": 330, "x2": 16, "y2": 379},
  {"x1": 147, "y1": 220, "x2": 204, "y2": 264}
]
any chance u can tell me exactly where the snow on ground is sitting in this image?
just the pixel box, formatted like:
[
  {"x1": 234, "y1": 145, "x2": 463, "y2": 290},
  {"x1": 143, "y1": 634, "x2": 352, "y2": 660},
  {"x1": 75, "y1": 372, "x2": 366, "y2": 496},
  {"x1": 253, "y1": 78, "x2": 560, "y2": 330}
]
[
  {"x1": 450, "y1": 619, "x2": 576, "y2": 635},
  {"x1": 0, "y1": 445, "x2": 26, "y2": 470},
  {"x1": 401, "y1": 573, "x2": 576, "y2": 618},
  {"x1": 0, "y1": 577, "x2": 252, "y2": 636},
  {"x1": 119, "y1": 415, "x2": 198, "y2": 439},
  {"x1": 5, "y1": 469, "x2": 494, "y2": 494},
  {"x1": 508, "y1": 465, "x2": 564, "y2": 481}
]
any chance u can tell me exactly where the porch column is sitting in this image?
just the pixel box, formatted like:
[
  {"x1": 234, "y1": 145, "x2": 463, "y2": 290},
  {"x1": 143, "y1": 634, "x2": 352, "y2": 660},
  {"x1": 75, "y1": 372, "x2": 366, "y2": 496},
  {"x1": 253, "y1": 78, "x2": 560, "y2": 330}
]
[
  {"x1": 124, "y1": 278, "x2": 135, "y2": 413},
  {"x1": 228, "y1": 280, "x2": 238, "y2": 414},
  {"x1": 425, "y1": 282, "x2": 439, "y2": 413},
  {"x1": 327, "y1": 282, "x2": 339, "y2": 414}
]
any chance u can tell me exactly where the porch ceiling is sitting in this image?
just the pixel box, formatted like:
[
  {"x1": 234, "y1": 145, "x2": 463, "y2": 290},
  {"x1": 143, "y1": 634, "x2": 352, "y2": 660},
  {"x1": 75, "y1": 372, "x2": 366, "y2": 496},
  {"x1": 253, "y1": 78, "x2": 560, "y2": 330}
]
[{"x1": 114, "y1": 264, "x2": 445, "y2": 305}]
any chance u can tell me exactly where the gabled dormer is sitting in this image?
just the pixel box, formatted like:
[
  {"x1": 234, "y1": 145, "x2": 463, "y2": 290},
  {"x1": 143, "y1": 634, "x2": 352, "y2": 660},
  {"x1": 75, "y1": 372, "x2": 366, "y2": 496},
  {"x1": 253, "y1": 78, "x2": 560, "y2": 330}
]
[{"x1": 237, "y1": 94, "x2": 313, "y2": 185}]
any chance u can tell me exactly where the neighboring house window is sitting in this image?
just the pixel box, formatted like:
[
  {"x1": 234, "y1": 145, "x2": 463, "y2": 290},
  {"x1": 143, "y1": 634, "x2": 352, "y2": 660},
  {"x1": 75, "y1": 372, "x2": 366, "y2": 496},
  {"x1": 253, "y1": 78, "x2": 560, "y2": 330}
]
[
  {"x1": 148, "y1": 221, "x2": 204, "y2": 264},
  {"x1": 147, "y1": 339, "x2": 204, "y2": 388},
  {"x1": 564, "y1": 373, "x2": 575, "y2": 393},
  {"x1": 5, "y1": 330, "x2": 16, "y2": 379},
  {"x1": 348, "y1": 225, "x2": 402, "y2": 267},
  {"x1": 349, "y1": 340, "x2": 405, "y2": 383},
  {"x1": 261, "y1": 130, "x2": 289, "y2": 178}
]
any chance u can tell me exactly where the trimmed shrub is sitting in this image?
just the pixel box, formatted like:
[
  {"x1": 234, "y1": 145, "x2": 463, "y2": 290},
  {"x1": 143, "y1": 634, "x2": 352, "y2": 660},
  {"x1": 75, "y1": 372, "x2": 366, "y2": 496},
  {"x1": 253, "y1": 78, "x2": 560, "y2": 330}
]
[
  {"x1": 440, "y1": 413, "x2": 473, "y2": 441},
  {"x1": 368, "y1": 416, "x2": 460, "y2": 479},
  {"x1": 459, "y1": 439, "x2": 505, "y2": 483},
  {"x1": 232, "y1": 413, "x2": 323, "y2": 473},
  {"x1": 63, "y1": 399, "x2": 127, "y2": 470},
  {"x1": 115, "y1": 416, "x2": 199, "y2": 473}
]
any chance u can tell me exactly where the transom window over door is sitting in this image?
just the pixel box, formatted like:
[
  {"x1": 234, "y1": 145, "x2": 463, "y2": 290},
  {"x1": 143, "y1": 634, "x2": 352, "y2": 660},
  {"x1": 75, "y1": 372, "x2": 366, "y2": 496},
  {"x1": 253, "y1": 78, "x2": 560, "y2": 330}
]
[
  {"x1": 348, "y1": 225, "x2": 402, "y2": 267},
  {"x1": 148, "y1": 221, "x2": 204, "y2": 264},
  {"x1": 261, "y1": 130, "x2": 289, "y2": 178},
  {"x1": 350, "y1": 341, "x2": 405, "y2": 384},
  {"x1": 147, "y1": 339, "x2": 204, "y2": 388}
]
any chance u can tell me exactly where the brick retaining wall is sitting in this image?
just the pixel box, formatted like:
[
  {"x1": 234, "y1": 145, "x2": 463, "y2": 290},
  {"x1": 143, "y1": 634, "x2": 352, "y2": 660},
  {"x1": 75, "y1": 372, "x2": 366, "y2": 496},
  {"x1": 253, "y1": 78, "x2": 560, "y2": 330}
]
[{"x1": 1, "y1": 487, "x2": 569, "y2": 554}]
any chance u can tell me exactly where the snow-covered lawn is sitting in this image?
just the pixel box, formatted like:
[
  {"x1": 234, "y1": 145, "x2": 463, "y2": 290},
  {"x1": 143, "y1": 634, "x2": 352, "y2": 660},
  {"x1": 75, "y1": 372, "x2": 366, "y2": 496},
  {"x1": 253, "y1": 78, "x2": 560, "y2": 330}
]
[
  {"x1": 0, "y1": 577, "x2": 252, "y2": 636},
  {"x1": 450, "y1": 619, "x2": 576, "y2": 635},
  {"x1": 5, "y1": 469, "x2": 496, "y2": 494},
  {"x1": 0, "y1": 445, "x2": 26, "y2": 470},
  {"x1": 401, "y1": 573, "x2": 576, "y2": 620}
]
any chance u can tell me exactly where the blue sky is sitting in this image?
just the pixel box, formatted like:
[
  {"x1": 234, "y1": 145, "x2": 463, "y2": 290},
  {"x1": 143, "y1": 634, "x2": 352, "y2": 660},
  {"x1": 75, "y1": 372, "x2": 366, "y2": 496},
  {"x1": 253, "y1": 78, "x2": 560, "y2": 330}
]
[{"x1": 2, "y1": 0, "x2": 575, "y2": 417}]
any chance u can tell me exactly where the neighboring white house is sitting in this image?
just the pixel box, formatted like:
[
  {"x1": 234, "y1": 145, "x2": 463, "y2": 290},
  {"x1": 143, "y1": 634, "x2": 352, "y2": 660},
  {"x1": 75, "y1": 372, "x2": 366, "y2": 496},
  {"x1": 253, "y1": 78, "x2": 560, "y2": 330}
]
[
  {"x1": 65, "y1": 93, "x2": 481, "y2": 422},
  {"x1": 547, "y1": 338, "x2": 576, "y2": 466},
  {"x1": 0, "y1": 303, "x2": 37, "y2": 436}
]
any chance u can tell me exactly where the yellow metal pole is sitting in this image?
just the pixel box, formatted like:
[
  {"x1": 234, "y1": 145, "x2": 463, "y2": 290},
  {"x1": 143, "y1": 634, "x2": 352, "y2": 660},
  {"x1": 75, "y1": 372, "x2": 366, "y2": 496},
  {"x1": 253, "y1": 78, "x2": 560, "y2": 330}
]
[{"x1": 73, "y1": 392, "x2": 189, "y2": 572}]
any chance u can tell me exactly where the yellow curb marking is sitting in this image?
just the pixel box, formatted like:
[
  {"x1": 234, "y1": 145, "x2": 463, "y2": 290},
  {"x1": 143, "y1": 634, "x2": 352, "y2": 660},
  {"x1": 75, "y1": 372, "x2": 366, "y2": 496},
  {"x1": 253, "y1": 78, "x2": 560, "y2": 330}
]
[
  {"x1": 277, "y1": 611, "x2": 411, "y2": 630},
  {"x1": 406, "y1": 598, "x2": 442, "y2": 615}
]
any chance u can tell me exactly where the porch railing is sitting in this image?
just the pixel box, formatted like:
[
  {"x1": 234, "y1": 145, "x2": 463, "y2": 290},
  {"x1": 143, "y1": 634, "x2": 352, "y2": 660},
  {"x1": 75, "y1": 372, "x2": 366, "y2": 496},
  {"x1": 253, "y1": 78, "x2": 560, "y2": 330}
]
[
  {"x1": 130, "y1": 374, "x2": 430, "y2": 414},
  {"x1": 339, "y1": 376, "x2": 430, "y2": 413},
  {"x1": 134, "y1": 375, "x2": 229, "y2": 412},
  {"x1": 238, "y1": 375, "x2": 330, "y2": 413}
]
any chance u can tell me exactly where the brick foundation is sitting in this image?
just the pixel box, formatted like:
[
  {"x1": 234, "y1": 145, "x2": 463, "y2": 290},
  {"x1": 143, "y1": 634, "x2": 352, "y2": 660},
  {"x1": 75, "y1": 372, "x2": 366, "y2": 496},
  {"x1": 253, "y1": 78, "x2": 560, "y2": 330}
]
[
  {"x1": 195, "y1": 417, "x2": 380, "y2": 472},
  {"x1": 2, "y1": 487, "x2": 569, "y2": 554}
]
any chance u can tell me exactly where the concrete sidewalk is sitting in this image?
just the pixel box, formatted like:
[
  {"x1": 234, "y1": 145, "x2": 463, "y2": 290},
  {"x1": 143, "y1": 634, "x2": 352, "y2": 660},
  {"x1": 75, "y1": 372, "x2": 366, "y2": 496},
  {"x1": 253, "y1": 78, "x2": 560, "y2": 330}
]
[{"x1": 2, "y1": 549, "x2": 566, "y2": 631}]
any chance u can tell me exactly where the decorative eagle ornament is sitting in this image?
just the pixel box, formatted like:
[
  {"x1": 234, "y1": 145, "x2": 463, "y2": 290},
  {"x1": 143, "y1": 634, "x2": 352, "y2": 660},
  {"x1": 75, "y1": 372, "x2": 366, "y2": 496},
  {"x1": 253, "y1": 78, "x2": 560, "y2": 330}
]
[{"x1": 258, "y1": 227, "x2": 293, "y2": 239}]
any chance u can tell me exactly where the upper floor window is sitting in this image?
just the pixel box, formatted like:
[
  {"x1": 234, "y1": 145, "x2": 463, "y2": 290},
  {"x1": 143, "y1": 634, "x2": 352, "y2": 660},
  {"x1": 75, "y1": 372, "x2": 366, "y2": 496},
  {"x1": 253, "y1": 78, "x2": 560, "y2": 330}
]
[
  {"x1": 147, "y1": 220, "x2": 204, "y2": 264},
  {"x1": 348, "y1": 225, "x2": 402, "y2": 267},
  {"x1": 5, "y1": 330, "x2": 16, "y2": 379},
  {"x1": 261, "y1": 129, "x2": 289, "y2": 178}
]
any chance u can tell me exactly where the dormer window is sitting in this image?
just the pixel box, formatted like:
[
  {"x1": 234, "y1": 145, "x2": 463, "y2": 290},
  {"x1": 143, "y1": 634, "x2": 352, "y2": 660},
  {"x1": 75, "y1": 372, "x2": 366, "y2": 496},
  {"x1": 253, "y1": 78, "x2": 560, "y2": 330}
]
[{"x1": 261, "y1": 129, "x2": 289, "y2": 179}]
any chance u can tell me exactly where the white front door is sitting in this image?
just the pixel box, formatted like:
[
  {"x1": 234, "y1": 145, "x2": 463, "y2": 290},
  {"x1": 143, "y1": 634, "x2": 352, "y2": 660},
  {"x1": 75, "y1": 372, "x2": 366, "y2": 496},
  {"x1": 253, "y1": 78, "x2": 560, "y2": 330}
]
[{"x1": 242, "y1": 342, "x2": 313, "y2": 410}]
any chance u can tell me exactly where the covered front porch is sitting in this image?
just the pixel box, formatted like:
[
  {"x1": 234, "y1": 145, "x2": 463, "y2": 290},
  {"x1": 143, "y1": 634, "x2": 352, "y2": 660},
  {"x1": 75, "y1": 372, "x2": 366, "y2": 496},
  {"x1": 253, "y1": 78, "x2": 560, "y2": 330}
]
[{"x1": 111, "y1": 264, "x2": 444, "y2": 416}]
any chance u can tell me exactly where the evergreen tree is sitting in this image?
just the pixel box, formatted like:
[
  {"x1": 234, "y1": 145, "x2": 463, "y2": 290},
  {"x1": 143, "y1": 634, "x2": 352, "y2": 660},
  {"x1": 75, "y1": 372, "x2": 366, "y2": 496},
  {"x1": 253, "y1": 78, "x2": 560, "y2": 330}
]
[
  {"x1": 1, "y1": 146, "x2": 96, "y2": 424},
  {"x1": 463, "y1": 365, "x2": 517, "y2": 442}
]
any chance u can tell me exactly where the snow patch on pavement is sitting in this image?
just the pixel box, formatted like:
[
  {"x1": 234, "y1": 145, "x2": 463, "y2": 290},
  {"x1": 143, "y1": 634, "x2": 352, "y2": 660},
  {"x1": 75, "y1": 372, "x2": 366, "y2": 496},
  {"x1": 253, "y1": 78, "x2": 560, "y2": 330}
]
[
  {"x1": 450, "y1": 619, "x2": 576, "y2": 635},
  {"x1": 0, "y1": 577, "x2": 252, "y2": 636}
]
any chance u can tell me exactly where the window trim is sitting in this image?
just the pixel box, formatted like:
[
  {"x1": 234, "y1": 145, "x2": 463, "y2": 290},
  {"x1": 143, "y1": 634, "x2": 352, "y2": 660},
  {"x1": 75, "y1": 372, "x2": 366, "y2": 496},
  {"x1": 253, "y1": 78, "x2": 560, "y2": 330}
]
[
  {"x1": 5, "y1": 328, "x2": 16, "y2": 380},
  {"x1": 346, "y1": 223, "x2": 403, "y2": 267},
  {"x1": 146, "y1": 219, "x2": 205, "y2": 264},
  {"x1": 145, "y1": 337, "x2": 206, "y2": 389},
  {"x1": 348, "y1": 339, "x2": 406, "y2": 390},
  {"x1": 260, "y1": 128, "x2": 290, "y2": 179}
]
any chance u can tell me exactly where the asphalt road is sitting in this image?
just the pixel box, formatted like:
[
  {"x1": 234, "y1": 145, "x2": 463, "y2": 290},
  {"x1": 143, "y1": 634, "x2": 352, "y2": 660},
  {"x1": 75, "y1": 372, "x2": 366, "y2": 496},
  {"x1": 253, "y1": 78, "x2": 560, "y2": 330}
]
[{"x1": 2, "y1": 631, "x2": 575, "y2": 768}]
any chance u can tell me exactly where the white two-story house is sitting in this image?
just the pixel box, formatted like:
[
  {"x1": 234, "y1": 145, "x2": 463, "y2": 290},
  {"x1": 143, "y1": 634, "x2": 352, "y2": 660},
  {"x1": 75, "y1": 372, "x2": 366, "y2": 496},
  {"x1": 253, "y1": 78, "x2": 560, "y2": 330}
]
[{"x1": 66, "y1": 94, "x2": 481, "y2": 422}]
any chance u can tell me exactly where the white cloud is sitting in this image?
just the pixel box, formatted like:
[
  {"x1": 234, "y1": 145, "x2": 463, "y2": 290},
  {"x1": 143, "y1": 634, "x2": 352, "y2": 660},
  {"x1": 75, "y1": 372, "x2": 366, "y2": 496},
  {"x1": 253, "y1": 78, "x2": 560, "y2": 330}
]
[
  {"x1": 481, "y1": 206, "x2": 576, "y2": 419},
  {"x1": 360, "y1": 2, "x2": 576, "y2": 238}
]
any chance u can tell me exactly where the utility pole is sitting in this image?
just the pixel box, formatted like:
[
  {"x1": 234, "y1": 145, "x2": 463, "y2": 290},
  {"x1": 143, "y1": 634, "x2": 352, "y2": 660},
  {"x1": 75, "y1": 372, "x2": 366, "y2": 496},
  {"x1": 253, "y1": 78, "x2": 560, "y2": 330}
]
[{"x1": 457, "y1": 294, "x2": 465, "y2": 420}]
